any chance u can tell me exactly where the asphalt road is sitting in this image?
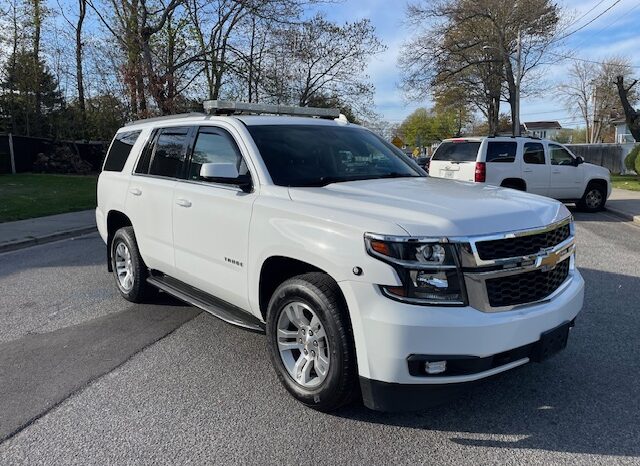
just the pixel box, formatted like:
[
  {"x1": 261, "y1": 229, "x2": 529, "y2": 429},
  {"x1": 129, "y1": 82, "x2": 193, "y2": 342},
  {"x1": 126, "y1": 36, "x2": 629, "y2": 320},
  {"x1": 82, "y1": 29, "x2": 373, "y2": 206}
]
[{"x1": 0, "y1": 211, "x2": 639, "y2": 465}]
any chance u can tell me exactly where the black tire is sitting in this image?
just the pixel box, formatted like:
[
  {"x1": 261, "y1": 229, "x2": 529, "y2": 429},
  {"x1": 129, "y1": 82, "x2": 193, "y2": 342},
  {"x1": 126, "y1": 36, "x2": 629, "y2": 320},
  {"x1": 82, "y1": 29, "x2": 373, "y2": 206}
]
[
  {"x1": 110, "y1": 226, "x2": 156, "y2": 303},
  {"x1": 266, "y1": 272, "x2": 358, "y2": 412},
  {"x1": 577, "y1": 182, "x2": 607, "y2": 212}
]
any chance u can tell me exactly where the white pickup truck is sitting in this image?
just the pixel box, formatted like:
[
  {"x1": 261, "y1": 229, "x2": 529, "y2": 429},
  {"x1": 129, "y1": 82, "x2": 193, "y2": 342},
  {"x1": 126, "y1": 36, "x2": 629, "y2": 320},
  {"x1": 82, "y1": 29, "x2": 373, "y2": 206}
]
[
  {"x1": 428, "y1": 136, "x2": 611, "y2": 212},
  {"x1": 96, "y1": 102, "x2": 584, "y2": 412}
]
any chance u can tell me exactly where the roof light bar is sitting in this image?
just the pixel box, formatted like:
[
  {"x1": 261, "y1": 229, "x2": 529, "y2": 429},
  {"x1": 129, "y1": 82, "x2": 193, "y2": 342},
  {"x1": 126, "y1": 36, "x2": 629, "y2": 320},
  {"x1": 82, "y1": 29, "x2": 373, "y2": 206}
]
[{"x1": 203, "y1": 100, "x2": 340, "y2": 119}]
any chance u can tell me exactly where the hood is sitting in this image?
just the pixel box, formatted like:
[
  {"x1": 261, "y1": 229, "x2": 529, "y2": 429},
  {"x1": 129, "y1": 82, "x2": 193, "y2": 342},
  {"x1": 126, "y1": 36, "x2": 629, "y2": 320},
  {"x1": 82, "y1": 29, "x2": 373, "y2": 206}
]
[{"x1": 288, "y1": 177, "x2": 570, "y2": 237}]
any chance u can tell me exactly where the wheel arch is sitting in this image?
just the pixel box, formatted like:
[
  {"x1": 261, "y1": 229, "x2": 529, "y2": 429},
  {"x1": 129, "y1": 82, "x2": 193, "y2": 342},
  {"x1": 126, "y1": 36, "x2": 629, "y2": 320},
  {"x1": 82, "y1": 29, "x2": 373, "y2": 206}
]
[
  {"x1": 500, "y1": 178, "x2": 527, "y2": 191},
  {"x1": 584, "y1": 177, "x2": 608, "y2": 194},
  {"x1": 258, "y1": 256, "x2": 344, "y2": 322},
  {"x1": 106, "y1": 210, "x2": 133, "y2": 272}
]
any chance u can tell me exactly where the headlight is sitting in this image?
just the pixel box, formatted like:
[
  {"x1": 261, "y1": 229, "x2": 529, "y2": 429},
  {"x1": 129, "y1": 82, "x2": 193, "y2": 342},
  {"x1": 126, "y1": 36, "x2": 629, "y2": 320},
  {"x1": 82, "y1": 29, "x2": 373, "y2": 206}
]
[{"x1": 365, "y1": 234, "x2": 466, "y2": 305}]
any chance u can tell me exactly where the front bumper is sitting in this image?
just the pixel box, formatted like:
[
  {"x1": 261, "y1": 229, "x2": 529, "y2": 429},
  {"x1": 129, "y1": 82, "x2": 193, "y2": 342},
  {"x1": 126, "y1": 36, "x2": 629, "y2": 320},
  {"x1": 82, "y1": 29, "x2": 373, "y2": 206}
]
[{"x1": 338, "y1": 269, "x2": 584, "y2": 410}]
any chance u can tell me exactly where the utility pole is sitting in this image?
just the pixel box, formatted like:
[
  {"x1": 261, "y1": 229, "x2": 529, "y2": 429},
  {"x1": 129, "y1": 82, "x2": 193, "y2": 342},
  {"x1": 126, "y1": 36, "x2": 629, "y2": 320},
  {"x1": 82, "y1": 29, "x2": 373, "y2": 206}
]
[{"x1": 514, "y1": 28, "x2": 522, "y2": 137}]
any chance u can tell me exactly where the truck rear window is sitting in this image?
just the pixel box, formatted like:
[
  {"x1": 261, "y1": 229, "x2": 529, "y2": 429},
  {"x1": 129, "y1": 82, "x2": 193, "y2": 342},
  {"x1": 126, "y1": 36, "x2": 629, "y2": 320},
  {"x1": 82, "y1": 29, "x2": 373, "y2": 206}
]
[
  {"x1": 431, "y1": 141, "x2": 480, "y2": 162},
  {"x1": 103, "y1": 131, "x2": 141, "y2": 172}
]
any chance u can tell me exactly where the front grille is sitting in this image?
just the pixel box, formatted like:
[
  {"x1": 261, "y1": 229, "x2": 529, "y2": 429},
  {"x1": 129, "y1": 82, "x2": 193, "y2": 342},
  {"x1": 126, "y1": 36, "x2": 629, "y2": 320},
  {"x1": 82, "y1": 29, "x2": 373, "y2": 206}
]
[
  {"x1": 485, "y1": 258, "x2": 570, "y2": 308},
  {"x1": 476, "y1": 223, "x2": 571, "y2": 260}
]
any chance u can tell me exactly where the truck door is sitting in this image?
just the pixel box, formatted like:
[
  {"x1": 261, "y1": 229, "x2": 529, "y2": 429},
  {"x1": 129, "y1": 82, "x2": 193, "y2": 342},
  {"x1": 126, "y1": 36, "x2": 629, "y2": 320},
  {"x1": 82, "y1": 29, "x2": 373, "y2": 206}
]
[
  {"x1": 521, "y1": 141, "x2": 550, "y2": 196},
  {"x1": 171, "y1": 125, "x2": 257, "y2": 311},
  {"x1": 547, "y1": 143, "x2": 583, "y2": 200}
]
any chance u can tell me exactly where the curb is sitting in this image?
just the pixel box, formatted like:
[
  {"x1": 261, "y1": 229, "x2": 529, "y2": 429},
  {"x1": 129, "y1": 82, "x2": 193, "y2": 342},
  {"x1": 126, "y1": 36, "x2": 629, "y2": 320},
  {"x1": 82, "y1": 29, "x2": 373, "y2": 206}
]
[
  {"x1": 605, "y1": 207, "x2": 640, "y2": 225},
  {"x1": 0, "y1": 226, "x2": 97, "y2": 253}
]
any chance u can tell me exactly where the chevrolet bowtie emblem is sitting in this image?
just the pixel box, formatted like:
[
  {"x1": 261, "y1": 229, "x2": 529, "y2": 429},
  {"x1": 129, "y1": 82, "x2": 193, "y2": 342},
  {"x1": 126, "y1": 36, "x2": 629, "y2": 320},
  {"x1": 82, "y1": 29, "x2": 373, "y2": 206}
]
[{"x1": 537, "y1": 249, "x2": 563, "y2": 271}]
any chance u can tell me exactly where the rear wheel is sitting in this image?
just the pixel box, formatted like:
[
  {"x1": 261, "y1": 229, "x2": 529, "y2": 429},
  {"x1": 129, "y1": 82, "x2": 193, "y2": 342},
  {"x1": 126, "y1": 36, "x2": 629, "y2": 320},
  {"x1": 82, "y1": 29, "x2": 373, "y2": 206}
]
[
  {"x1": 110, "y1": 227, "x2": 156, "y2": 303},
  {"x1": 577, "y1": 183, "x2": 606, "y2": 212},
  {"x1": 266, "y1": 272, "x2": 358, "y2": 411}
]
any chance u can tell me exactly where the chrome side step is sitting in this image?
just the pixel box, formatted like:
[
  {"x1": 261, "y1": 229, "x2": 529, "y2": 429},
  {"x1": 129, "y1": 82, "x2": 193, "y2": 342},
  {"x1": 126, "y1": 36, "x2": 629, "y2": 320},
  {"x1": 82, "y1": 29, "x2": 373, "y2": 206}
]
[{"x1": 147, "y1": 275, "x2": 265, "y2": 334}]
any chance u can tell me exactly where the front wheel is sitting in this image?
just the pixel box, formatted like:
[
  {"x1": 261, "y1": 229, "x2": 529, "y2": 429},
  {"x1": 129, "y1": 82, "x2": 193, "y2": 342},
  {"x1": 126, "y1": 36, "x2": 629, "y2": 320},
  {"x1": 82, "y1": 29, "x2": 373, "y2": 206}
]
[
  {"x1": 266, "y1": 272, "x2": 358, "y2": 412},
  {"x1": 577, "y1": 183, "x2": 606, "y2": 212}
]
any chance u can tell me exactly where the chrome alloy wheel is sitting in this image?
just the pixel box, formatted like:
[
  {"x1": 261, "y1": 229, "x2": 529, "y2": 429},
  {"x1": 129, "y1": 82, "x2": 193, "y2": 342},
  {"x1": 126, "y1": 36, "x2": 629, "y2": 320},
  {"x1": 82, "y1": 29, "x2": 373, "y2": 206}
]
[
  {"x1": 585, "y1": 188, "x2": 603, "y2": 209},
  {"x1": 114, "y1": 241, "x2": 134, "y2": 291},
  {"x1": 276, "y1": 301, "x2": 331, "y2": 388}
]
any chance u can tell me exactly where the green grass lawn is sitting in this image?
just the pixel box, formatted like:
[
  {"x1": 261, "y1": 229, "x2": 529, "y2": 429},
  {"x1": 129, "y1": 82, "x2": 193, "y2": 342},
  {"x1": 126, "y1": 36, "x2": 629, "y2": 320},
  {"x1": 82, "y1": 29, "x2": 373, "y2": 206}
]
[
  {"x1": 0, "y1": 173, "x2": 97, "y2": 223},
  {"x1": 611, "y1": 174, "x2": 640, "y2": 192}
]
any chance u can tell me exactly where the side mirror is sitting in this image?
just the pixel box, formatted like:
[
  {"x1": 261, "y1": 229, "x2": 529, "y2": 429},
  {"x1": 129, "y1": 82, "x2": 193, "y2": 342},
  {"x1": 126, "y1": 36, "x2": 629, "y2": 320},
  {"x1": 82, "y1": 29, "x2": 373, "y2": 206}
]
[
  {"x1": 200, "y1": 162, "x2": 239, "y2": 180},
  {"x1": 199, "y1": 162, "x2": 252, "y2": 193},
  {"x1": 574, "y1": 156, "x2": 584, "y2": 166}
]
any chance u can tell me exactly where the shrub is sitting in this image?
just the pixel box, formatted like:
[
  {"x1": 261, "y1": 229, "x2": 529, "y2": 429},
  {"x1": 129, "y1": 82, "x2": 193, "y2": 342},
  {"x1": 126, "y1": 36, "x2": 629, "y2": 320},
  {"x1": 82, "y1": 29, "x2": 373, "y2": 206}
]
[
  {"x1": 635, "y1": 146, "x2": 640, "y2": 177},
  {"x1": 33, "y1": 145, "x2": 92, "y2": 175},
  {"x1": 626, "y1": 145, "x2": 640, "y2": 173}
]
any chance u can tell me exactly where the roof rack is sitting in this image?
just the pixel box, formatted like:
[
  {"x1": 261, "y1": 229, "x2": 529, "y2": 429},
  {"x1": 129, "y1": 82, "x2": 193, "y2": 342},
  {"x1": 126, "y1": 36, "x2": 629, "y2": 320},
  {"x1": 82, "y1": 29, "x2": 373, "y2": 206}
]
[
  {"x1": 202, "y1": 100, "x2": 340, "y2": 119},
  {"x1": 124, "y1": 112, "x2": 204, "y2": 127}
]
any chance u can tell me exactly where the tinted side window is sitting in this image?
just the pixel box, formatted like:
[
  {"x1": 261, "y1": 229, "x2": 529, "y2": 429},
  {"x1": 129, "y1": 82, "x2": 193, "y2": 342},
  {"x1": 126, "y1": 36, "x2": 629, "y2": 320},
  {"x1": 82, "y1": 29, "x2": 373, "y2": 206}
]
[
  {"x1": 549, "y1": 145, "x2": 575, "y2": 166},
  {"x1": 148, "y1": 127, "x2": 190, "y2": 178},
  {"x1": 189, "y1": 128, "x2": 248, "y2": 181},
  {"x1": 103, "y1": 130, "x2": 141, "y2": 172},
  {"x1": 523, "y1": 142, "x2": 545, "y2": 165},
  {"x1": 486, "y1": 141, "x2": 517, "y2": 163}
]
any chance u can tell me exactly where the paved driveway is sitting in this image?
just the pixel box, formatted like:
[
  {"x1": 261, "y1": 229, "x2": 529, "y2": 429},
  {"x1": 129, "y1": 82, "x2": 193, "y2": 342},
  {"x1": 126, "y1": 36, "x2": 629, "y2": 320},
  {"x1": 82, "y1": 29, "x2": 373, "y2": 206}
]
[{"x1": 0, "y1": 211, "x2": 638, "y2": 465}]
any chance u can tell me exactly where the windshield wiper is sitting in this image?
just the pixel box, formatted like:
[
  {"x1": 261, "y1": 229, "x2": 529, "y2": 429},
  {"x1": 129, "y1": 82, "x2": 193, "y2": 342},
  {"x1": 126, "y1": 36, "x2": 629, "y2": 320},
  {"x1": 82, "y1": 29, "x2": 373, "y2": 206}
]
[{"x1": 377, "y1": 172, "x2": 418, "y2": 179}]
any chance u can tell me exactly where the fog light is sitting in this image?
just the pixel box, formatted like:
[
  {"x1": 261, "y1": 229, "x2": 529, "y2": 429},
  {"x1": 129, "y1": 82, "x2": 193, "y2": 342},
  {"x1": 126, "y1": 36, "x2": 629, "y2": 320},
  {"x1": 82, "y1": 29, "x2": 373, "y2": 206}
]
[{"x1": 425, "y1": 360, "x2": 447, "y2": 374}]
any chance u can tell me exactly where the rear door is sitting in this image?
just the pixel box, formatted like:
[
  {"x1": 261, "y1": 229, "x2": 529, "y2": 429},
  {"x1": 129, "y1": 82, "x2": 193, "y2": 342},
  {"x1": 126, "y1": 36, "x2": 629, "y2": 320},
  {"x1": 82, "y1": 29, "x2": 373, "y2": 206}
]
[
  {"x1": 125, "y1": 126, "x2": 191, "y2": 275},
  {"x1": 428, "y1": 140, "x2": 481, "y2": 181},
  {"x1": 547, "y1": 143, "x2": 582, "y2": 199},
  {"x1": 521, "y1": 141, "x2": 550, "y2": 196},
  {"x1": 484, "y1": 140, "x2": 518, "y2": 187}
]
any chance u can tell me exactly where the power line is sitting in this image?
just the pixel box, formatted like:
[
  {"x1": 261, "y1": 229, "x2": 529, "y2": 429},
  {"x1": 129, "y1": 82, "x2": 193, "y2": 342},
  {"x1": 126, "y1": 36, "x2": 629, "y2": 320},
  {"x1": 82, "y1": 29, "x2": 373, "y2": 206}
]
[
  {"x1": 551, "y1": 0, "x2": 624, "y2": 43},
  {"x1": 571, "y1": 2, "x2": 640, "y2": 48},
  {"x1": 547, "y1": 51, "x2": 640, "y2": 68},
  {"x1": 555, "y1": 0, "x2": 609, "y2": 38}
]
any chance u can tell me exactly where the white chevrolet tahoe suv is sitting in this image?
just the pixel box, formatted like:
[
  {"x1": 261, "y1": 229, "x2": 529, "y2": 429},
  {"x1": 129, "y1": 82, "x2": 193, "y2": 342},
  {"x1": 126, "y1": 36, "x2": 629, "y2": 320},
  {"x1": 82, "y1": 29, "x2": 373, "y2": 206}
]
[
  {"x1": 428, "y1": 136, "x2": 611, "y2": 212},
  {"x1": 96, "y1": 102, "x2": 585, "y2": 412}
]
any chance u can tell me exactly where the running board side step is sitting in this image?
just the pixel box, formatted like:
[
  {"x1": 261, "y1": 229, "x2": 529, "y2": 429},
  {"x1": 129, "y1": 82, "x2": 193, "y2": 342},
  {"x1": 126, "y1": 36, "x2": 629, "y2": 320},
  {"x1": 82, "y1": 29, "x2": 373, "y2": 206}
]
[{"x1": 147, "y1": 275, "x2": 265, "y2": 334}]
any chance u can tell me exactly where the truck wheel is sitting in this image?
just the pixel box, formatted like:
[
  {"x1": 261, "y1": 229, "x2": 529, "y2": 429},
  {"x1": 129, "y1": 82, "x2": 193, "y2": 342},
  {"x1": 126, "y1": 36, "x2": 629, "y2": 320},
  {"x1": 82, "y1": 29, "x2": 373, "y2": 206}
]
[
  {"x1": 110, "y1": 226, "x2": 155, "y2": 303},
  {"x1": 266, "y1": 272, "x2": 358, "y2": 411},
  {"x1": 577, "y1": 183, "x2": 606, "y2": 212}
]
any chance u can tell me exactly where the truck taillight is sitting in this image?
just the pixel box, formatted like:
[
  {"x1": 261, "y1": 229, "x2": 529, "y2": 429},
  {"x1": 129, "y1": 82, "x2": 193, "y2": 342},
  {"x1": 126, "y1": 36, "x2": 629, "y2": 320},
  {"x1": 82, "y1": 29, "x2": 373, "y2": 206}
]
[{"x1": 475, "y1": 162, "x2": 486, "y2": 182}]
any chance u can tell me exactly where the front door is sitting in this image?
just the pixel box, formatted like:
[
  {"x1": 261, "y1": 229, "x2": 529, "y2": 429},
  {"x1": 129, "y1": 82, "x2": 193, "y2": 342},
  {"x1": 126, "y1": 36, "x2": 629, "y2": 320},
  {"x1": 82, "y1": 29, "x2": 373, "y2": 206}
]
[
  {"x1": 172, "y1": 125, "x2": 257, "y2": 311},
  {"x1": 521, "y1": 141, "x2": 550, "y2": 196},
  {"x1": 547, "y1": 143, "x2": 582, "y2": 200}
]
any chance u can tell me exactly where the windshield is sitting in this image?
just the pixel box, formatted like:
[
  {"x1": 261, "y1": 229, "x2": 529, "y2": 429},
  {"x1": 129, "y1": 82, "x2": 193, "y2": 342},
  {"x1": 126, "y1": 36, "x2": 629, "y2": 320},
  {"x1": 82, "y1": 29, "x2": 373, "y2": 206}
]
[
  {"x1": 431, "y1": 141, "x2": 481, "y2": 162},
  {"x1": 247, "y1": 125, "x2": 422, "y2": 187}
]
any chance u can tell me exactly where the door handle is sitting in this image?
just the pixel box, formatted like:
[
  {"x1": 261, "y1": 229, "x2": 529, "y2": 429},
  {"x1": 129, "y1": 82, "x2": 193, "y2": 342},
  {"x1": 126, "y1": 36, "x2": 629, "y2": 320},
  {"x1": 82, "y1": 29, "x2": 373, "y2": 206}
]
[
  {"x1": 129, "y1": 188, "x2": 142, "y2": 196},
  {"x1": 176, "y1": 198, "x2": 192, "y2": 208},
  {"x1": 552, "y1": 170, "x2": 560, "y2": 174},
  {"x1": 523, "y1": 169, "x2": 533, "y2": 173}
]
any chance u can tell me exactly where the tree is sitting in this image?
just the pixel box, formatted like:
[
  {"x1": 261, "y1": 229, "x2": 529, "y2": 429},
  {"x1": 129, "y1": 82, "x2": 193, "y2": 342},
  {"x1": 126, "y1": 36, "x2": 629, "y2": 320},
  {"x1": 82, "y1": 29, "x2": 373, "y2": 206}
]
[
  {"x1": 616, "y1": 76, "x2": 640, "y2": 142},
  {"x1": 262, "y1": 14, "x2": 384, "y2": 116},
  {"x1": 399, "y1": 107, "x2": 459, "y2": 147},
  {"x1": 400, "y1": 0, "x2": 560, "y2": 135},
  {"x1": 559, "y1": 58, "x2": 637, "y2": 143},
  {"x1": 0, "y1": 51, "x2": 64, "y2": 137}
]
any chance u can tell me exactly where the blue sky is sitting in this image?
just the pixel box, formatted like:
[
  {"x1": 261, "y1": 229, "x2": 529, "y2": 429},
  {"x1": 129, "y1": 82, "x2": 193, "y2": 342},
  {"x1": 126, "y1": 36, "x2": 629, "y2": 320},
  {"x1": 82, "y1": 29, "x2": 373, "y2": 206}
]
[{"x1": 311, "y1": 0, "x2": 640, "y2": 127}]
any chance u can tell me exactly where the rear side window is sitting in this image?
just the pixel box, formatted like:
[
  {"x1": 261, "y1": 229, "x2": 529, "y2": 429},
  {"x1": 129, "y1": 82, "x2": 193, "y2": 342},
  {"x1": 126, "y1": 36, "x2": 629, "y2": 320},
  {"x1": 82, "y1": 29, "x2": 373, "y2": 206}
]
[
  {"x1": 486, "y1": 141, "x2": 517, "y2": 163},
  {"x1": 523, "y1": 143, "x2": 545, "y2": 165},
  {"x1": 103, "y1": 131, "x2": 141, "y2": 172},
  {"x1": 143, "y1": 127, "x2": 190, "y2": 178},
  {"x1": 431, "y1": 141, "x2": 481, "y2": 162}
]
